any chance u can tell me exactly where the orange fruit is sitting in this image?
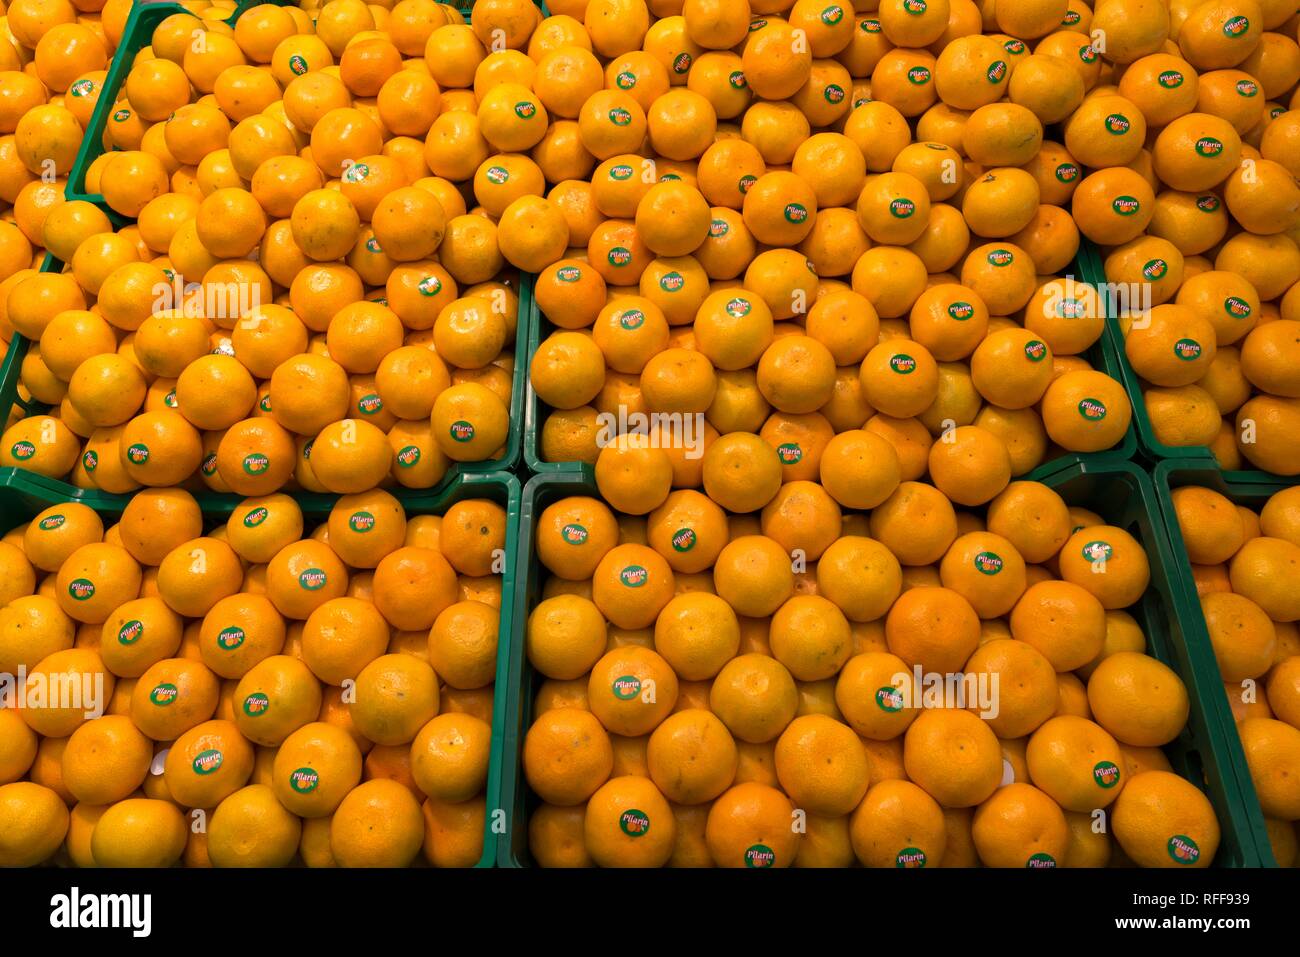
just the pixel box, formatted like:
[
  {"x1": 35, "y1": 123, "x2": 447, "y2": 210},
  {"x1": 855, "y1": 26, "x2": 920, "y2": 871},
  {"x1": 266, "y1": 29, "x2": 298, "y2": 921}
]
[
  {"x1": 653, "y1": 592, "x2": 740, "y2": 681},
  {"x1": 61, "y1": 714, "x2": 152, "y2": 806},
  {"x1": 163, "y1": 718, "x2": 255, "y2": 809},
  {"x1": 769, "y1": 594, "x2": 852, "y2": 681},
  {"x1": 525, "y1": 707, "x2": 614, "y2": 806},
  {"x1": 1088, "y1": 652, "x2": 1190, "y2": 748},
  {"x1": 928, "y1": 427, "x2": 1013, "y2": 509},
  {"x1": 1026, "y1": 714, "x2": 1127, "y2": 812},
  {"x1": 89, "y1": 798, "x2": 187, "y2": 868},
  {"x1": 646, "y1": 708, "x2": 738, "y2": 805},
  {"x1": 850, "y1": 779, "x2": 946, "y2": 868},
  {"x1": 706, "y1": 781, "x2": 801, "y2": 868},
  {"x1": 885, "y1": 585, "x2": 980, "y2": 674},
  {"x1": 869, "y1": 481, "x2": 958, "y2": 567},
  {"x1": 1010, "y1": 579, "x2": 1107, "y2": 672},
  {"x1": 774, "y1": 713, "x2": 870, "y2": 815},
  {"x1": 1200, "y1": 591, "x2": 1278, "y2": 682},
  {"x1": 587, "y1": 644, "x2": 679, "y2": 736},
  {"x1": 1111, "y1": 769, "x2": 1221, "y2": 867},
  {"x1": 331, "y1": 778, "x2": 425, "y2": 867},
  {"x1": 903, "y1": 708, "x2": 1003, "y2": 809},
  {"x1": 964, "y1": 639, "x2": 1058, "y2": 739},
  {"x1": 971, "y1": 781, "x2": 1069, "y2": 868},
  {"x1": 709, "y1": 653, "x2": 799, "y2": 744},
  {"x1": 591, "y1": 543, "x2": 675, "y2": 630},
  {"x1": 584, "y1": 774, "x2": 675, "y2": 868},
  {"x1": 233, "y1": 655, "x2": 322, "y2": 748}
]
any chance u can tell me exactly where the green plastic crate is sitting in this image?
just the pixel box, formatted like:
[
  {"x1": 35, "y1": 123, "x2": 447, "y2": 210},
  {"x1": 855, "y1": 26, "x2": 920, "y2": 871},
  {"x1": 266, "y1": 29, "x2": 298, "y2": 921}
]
[
  {"x1": 1152, "y1": 455, "x2": 1297, "y2": 867},
  {"x1": 0, "y1": 252, "x2": 64, "y2": 424},
  {"x1": 66, "y1": 0, "x2": 294, "y2": 210},
  {"x1": 1077, "y1": 239, "x2": 1287, "y2": 486},
  {"x1": 522, "y1": 249, "x2": 1139, "y2": 481},
  {"x1": 65, "y1": 0, "x2": 552, "y2": 210},
  {"x1": 0, "y1": 464, "x2": 520, "y2": 868},
  {"x1": 498, "y1": 459, "x2": 1270, "y2": 867},
  {"x1": 0, "y1": 248, "x2": 529, "y2": 506}
]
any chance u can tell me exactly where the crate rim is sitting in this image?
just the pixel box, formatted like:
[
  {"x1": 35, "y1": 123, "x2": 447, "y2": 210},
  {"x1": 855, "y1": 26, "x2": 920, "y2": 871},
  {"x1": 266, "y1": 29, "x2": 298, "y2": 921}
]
[
  {"x1": 498, "y1": 457, "x2": 1272, "y2": 867},
  {"x1": 521, "y1": 249, "x2": 1141, "y2": 480},
  {"x1": 1150, "y1": 454, "x2": 1298, "y2": 867},
  {"x1": 1076, "y1": 239, "x2": 1294, "y2": 485},
  {"x1": 0, "y1": 464, "x2": 522, "y2": 869}
]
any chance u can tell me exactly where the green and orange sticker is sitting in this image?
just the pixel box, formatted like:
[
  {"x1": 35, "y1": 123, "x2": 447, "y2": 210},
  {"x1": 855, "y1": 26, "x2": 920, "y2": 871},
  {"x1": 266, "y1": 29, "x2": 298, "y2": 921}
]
[
  {"x1": 1195, "y1": 137, "x2": 1224, "y2": 157},
  {"x1": 612, "y1": 675, "x2": 642, "y2": 700},
  {"x1": 1225, "y1": 296, "x2": 1252, "y2": 319},
  {"x1": 1093, "y1": 761, "x2": 1121, "y2": 789},
  {"x1": 620, "y1": 565, "x2": 648, "y2": 588},
  {"x1": 1223, "y1": 15, "x2": 1250, "y2": 37},
  {"x1": 192, "y1": 749, "x2": 224, "y2": 775},
  {"x1": 242, "y1": 453, "x2": 270, "y2": 475},
  {"x1": 68, "y1": 578, "x2": 95, "y2": 601},
  {"x1": 298, "y1": 568, "x2": 328, "y2": 591},
  {"x1": 876, "y1": 686, "x2": 905, "y2": 712},
  {"x1": 1104, "y1": 113, "x2": 1131, "y2": 135},
  {"x1": 118, "y1": 620, "x2": 144, "y2": 645},
  {"x1": 619, "y1": 809, "x2": 650, "y2": 836},
  {"x1": 1143, "y1": 259, "x2": 1168, "y2": 281},
  {"x1": 290, "y1": 767, "x2": 320, "y2": 793},
  {"x1": 746, "y1": 844, "x2": 776, "y2": 867},
  {"x1": 1077, "y1": 398, "x2": 1107, "y2": 421},
  {"x1": 1167, "y1": 834, "x2": 1200, "y2": 864},
  {"x1": 1082, "y1": 540, "x2": 1114, "y2": 562},
  {"x1": 1112, "y1": 196, "x2": 1141, "y2": 216},
  {"x1": 896, "y1": 847, "x2": 926, "y2": 868},
  {"x1": 890, "y1": 197, "x2": 916, "y2": 218},
  {"x1": 776, "y1": 443, "x2": 803, "y2": 464}
]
